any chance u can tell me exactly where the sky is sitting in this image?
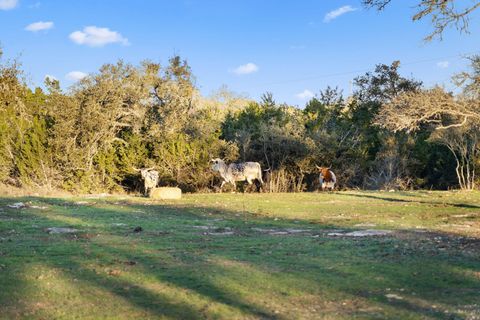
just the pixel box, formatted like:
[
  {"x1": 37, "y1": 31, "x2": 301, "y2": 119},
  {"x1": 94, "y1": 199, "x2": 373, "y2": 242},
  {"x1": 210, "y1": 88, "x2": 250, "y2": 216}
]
[{"x1": 0, "y1": 0, "x2": 479, "y2": 107}]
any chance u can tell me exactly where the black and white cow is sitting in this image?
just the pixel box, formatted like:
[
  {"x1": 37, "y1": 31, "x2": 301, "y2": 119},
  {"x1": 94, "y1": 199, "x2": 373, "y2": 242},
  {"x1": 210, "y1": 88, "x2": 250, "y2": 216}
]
[
  {"x1": 211, "y1": 158, "x2": 263, "y2": 190},
  {"x1": 134, "y1": 167, "x2": 159, "y2": 195}
]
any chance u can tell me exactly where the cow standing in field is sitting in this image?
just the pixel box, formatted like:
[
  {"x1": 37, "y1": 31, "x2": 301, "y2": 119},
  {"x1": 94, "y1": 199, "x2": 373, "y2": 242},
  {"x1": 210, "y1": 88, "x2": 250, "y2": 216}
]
[
  {"x1": 211, "y1": 158, "x2": 263, "y2": 191},
  {"x1": 316, "y1": 166, "x2": 337, "y2": 191},
  {"x1": 134, "y1": 167, "x2": 159, "y2": 195}
]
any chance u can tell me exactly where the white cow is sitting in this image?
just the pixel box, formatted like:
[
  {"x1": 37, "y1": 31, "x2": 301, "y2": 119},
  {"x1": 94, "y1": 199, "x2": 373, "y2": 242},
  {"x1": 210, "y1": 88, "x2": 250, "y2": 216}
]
[{"x1": 211, "y1": 158, "x2": 263, "y2": 190}]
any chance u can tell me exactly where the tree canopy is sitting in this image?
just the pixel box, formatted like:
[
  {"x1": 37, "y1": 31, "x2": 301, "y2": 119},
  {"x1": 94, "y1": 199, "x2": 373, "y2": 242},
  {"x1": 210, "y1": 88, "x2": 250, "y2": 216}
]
[{"x1": 0, "y1": 49, "x2": 477, "y2": 192}]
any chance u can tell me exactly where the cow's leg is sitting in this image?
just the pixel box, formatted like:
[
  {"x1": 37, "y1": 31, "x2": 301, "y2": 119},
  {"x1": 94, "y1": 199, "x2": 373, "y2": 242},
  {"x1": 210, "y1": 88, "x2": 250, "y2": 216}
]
[
  {"x1": 245, "y1": 179, "x2": 254, "y2": 193},
  {"x1": 255, "y1": 178, "x2": 263, "y2": 192}
]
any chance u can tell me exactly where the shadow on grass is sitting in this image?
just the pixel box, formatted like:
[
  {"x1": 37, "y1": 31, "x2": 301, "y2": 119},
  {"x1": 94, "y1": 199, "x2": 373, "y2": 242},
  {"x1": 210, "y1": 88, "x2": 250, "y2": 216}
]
[
  {"x1": 0, "y1": 195, "x2": 479, "y2": 319},
  {"x1": 339, "y1": 191, "x2": 480, "y2": 209}
]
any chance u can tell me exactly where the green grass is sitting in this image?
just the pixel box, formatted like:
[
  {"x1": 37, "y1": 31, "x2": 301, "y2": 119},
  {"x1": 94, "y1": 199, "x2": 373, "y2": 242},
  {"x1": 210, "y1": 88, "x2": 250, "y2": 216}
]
[{"x1": 0, "y1": 191, "x2": 479, "y2": 319}]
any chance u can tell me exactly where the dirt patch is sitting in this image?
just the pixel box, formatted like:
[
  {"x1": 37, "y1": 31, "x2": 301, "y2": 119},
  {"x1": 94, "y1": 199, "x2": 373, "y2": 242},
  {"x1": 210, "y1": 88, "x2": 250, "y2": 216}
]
[{"x1": 393, "y1": 230, "x2": 480, "y2": 253}]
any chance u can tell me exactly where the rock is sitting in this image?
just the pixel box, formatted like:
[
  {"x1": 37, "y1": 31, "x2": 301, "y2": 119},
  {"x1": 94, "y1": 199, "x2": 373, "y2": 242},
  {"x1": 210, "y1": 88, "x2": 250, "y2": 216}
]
[
  {"x1": 269, "y1": 231, "x2": 290, "y2": 235},
  {"x1": 252, "y1": 227, "x2": 310, "y2": 235},
  {"x1": 251, "y1": 228, "x2": 276, "y2": 233},
  {"x1": 385, "y1": 293, "x2": 404, "y2": 300},
  {"x1": 149, "y1": 187, "x2": 182, "y2": 200},
  {"x1": 206, "y1": 231, "x2": 234, "y2": 236},
  {"x1": 285, "y1": 228, "x2": 309, "y2": 233},
  {"x1": 112, "y1": 223, "x2": 127, "y2": 227},
  {"x1": 7, "y1": 202, "x2": 26, "y2": 209},
  {"x1": 193, "y1": 226, "x2": 212, "y2": 230},
  {"x1": 29, "y1": 205, "x2": 48, "y2": 210},
  {"x1": 452, "y1": 214, "x2": 472, "y2": 218},
  {"x1": 46, "y1": 227, "x2": 79, "y2": 234},
  {"x1": 328, "y1": 232, "x2": 346, "y2": 237},
  {"x1": 329, "y1": 229, "x2": 392, "y2": 237},
  {"x1": 347, "y1": 230, "x2": 392, "y2": 237},
  {"x1": 354, "y1": 223, "x2": 377, "y2": 227}
]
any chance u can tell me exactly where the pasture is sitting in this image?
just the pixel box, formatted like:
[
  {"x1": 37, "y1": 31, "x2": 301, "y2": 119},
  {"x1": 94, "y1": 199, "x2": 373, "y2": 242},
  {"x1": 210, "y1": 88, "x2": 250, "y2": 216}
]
[{"x1": 0, "y1": 191, "x2": 479, "y2": 319}]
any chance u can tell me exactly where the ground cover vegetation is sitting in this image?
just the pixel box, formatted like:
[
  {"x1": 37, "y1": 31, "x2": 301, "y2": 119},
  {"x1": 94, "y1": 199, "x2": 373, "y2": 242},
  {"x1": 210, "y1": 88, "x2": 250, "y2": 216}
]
[{"x1": 0, "y1": 191, "x2": 479, "y2": 319}]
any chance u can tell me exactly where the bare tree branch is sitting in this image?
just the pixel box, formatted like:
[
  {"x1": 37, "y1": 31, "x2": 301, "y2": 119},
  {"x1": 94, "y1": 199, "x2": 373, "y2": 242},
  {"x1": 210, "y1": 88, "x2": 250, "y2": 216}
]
[
  {"x1": 363, "y1": 0, "x2": 480, "y2": 41},
  {"x1": 375, "y1": 87, "x2": 480, "y2": 132}
]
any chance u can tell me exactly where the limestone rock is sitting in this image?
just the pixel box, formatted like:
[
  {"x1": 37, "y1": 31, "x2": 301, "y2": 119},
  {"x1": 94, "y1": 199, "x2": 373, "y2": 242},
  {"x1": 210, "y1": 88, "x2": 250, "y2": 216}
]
[{"x1": 46, "y1": 227, "x2": 78, "y2": 234}]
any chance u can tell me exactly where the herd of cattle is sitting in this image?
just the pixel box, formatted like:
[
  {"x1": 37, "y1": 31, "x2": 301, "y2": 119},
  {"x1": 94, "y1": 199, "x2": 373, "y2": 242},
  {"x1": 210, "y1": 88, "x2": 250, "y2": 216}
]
[{"x1": 136, "y1": 160, "x2": 336, "y2": 195}]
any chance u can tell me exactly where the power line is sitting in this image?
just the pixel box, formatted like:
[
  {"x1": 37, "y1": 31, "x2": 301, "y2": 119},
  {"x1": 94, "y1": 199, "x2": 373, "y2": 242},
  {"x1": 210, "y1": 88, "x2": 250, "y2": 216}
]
[{"x1": 257, "y1": 50, "x2": 480, "y2": 86}]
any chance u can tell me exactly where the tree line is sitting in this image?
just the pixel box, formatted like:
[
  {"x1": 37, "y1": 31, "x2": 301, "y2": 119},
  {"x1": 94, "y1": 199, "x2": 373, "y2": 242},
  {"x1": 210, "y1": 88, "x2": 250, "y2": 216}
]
[{"x1": 0, "y1": 49, "x2": 478, "y2": 193}]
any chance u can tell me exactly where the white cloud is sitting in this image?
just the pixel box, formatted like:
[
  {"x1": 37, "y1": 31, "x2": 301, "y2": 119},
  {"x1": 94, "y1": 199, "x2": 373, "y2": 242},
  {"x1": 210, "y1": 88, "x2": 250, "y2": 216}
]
[
  {"x1": 437, "y1": 61, "x2": 450, "y2": 69},
  {"x1": 66, "y1": 71, "x2": 88, "y2": 81},
  {"x1": 296, "y1": 89, "x2": 314, "y2": 100},
  {"x1": 69, "y1": 26, "x2": 129, "y2": 47},
  {"x1": 25, "y1": 21, "x2": 53, "y2": 32},
  {"x1": 0, "y1": 0, "x2": 18, "y2": 10},
  {"x1": 324, "y1": 5, "x2": 357, "y2": 23},
  {"x1": 232, "y1": 62, "x2": 259, "y2": 75}
]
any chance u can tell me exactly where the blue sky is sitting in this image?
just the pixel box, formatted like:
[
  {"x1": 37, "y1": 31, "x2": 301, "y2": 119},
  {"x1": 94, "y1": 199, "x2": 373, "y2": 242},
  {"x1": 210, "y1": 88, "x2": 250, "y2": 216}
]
[{"x1": 0, "y1": 0, "x2": 479, "y2": 106}]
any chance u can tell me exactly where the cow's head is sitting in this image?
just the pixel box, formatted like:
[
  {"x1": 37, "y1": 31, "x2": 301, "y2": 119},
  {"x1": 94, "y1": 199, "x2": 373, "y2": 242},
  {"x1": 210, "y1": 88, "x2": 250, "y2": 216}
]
[
  {"x1": 315, "y1": 165, "x2": 330, "y2": 177},
  {"x1": 210, "y1": 158, "x2": 225, "y2": 172},
  {"x1": 134, "y1": 167, "x2": 155, "y2": 180}
]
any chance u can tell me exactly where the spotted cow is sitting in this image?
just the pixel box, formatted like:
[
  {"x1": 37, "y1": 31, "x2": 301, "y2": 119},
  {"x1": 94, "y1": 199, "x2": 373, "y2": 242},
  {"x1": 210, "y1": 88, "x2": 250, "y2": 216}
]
[
  {"x1": 134, "y1": 167, "x2": 159, "y2": 195},
  {"x1": 211, "y1": 158, "x2": 263, "y2": 190}
]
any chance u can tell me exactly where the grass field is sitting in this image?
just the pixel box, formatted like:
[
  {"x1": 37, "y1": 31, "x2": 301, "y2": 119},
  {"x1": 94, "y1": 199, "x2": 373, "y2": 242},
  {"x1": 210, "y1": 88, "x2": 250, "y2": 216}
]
[{"x1": 0, "y1": 191, "x2": 479, "y2": 319}]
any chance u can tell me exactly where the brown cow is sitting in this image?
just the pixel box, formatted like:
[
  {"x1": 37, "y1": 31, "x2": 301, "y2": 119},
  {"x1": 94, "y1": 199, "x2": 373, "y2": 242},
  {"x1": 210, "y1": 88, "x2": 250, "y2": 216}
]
[{"x1": 316, "y1": 166, "x2": 337, "y2": 191}]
